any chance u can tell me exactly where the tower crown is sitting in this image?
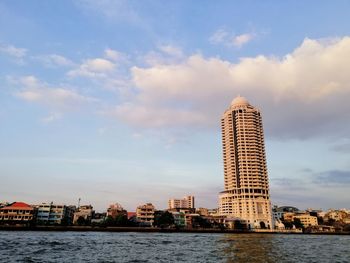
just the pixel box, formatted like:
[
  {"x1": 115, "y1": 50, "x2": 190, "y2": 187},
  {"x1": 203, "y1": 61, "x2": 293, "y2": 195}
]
[{"x1": 231, "y1": 95, "x2": 250, "y2": 107}]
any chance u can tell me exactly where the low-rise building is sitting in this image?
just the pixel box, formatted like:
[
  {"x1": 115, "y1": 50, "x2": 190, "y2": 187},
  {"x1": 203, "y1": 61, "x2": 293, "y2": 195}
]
[
  {"x1": 196, "y1": 208, "x2": 209, "y2": 216},
  {"x1": 36, "y1": 203, "x2": 75, "y2": 225},
  {"x1": 91, "y1": 213, "x2": 106, "y2": 224},
  {"x1": 107, "y1": 203, "x2": 126, "y2": 219},
  {"x1": 293, "y1": 214, "x2": 318, "y2": 227},
  {"x1": 208, "y1": 208, "x2": 219, "y2": 216},
  {"x1": 324, "y1": 210, "x2": 349, "y2": 222},
  {"x1": 282, "y1": 212, "x2": 295, "y2": 222},
  {"x1": 136, "y1": 203, "x2": 155, "y2": 226},
  {"x1": 73, "y1": 205, "x2": 94, "y2": 225},
  {"x1": 0, "y1": 202, "x2": 35, "y2": 225},
  {"x1": 171, "y1": 212, "x2": 185, "y2": 228},
  {"x1": 184, "y1": 213, "x2": 200, "y2": 228},
  {"x1": 274, "y1": 206, "x2": 300, "y2": 220}
]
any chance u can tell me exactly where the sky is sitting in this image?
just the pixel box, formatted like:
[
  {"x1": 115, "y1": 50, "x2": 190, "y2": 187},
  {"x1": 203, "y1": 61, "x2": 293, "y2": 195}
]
[{"x1": 1, "y1": 0, "x2": 350, "y2": 212}]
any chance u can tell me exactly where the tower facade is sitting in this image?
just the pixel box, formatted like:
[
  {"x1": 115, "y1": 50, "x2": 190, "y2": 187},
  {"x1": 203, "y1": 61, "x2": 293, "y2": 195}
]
[{"x1": 219, "y1": 96, "x2": 272, "y2": 229}]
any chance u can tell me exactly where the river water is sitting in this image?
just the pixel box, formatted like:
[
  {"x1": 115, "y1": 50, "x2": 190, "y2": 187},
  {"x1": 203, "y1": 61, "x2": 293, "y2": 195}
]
[{"x1": 0, "y1": 231, "x2": 349, "y2": 262}]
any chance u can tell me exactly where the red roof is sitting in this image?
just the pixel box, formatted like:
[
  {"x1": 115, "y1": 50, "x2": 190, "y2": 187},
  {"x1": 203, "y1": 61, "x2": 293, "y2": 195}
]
[
  {"x1": 10, "y1": 202, "x2": 31, "y2": 208},
  {"x1": 4, "y1": 202, "x2": 32, "y2": 208},
  {"x1": 127, "y1": 212, "x2": 136, "y2": 219}
]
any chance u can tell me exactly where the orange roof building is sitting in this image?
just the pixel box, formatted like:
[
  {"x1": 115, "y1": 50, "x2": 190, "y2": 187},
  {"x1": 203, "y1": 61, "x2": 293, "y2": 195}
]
[{"x1": 0, "y1": 202, "x2": 35, "y2": 224}]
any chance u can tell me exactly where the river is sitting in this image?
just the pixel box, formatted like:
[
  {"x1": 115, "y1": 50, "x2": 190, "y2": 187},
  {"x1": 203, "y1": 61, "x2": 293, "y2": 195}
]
[{"x1": 0, "y1": 231, "x2": 349, "y2": 262}]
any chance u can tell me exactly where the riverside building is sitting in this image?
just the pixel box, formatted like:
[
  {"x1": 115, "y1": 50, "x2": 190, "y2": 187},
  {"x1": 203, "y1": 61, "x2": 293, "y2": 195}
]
[
  {"x1": 36, "y1": 203, "x2": 75, "y2": 225},
  {"x1": 136, "y1": 203, "x2": 155, "y2": 226},
  {"x1": 0, "y1": 202, "x2": 35, "y2": 225},
  {"x1": 219, "y1": 96, "x2": 273, "y2": 229},
  {"x1": 168, "y1": 196, "x2": 195, "y2": 209}
]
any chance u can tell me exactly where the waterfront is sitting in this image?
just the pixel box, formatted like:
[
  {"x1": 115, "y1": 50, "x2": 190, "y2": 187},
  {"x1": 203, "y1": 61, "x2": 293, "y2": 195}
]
[{"x1": 0, "y1": 232, "x2": 349, "y2": 262}]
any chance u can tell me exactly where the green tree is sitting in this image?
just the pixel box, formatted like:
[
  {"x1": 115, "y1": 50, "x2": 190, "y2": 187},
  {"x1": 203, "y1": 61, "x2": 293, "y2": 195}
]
[
  {"x1": 293, "y1": 218, "x2": 304, "y2": 229},
  {"x1": 193, "y1": 216, "x2": 212, "y2": 228},
  {"x1": 103, "y1": 216, "x2": 115, "y2": 226},
  {"x1": 77, "y1": 216, "x2": 87, "y2": 226},
  {"x1": 154, "y1": 211, "x2": 174, "y2": 228},
  {"x1": 282, "y1": 220, "x2": 293, "y2": 229},
  {"x1": 115, "y1": 214, "x2": 129, "y2": 226}
]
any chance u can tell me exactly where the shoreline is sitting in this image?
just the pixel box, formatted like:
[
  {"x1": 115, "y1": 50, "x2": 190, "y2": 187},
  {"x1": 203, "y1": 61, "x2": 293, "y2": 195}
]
[{"x1": 0, "y1": 225, "x2": 349, "y2": 235}]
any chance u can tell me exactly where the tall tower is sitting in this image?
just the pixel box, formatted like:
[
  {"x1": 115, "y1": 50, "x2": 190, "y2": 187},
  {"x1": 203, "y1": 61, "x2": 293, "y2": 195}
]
[{"x1": 219, "y1": 96, "x2": 272, "y2": 229}]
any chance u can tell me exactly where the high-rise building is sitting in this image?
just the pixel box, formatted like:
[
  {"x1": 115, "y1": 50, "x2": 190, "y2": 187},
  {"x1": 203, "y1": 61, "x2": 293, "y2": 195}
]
[
  {"x1": 168, "y1": 196, "x2": 195, "y2": 209},
  {"x1": 219, "y1": 96, "x2": 273, "y2": 229}
]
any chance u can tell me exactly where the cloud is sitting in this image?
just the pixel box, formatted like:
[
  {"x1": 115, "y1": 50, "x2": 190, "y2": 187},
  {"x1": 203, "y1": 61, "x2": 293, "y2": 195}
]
[
  {"x1": 14, "y1": 76, "x2": 96, "y2": 111},
  {"x1": 330, "y1": 141, "x2": 350, "y2": 153},
  {"x1": 143, "y1": 45, "x2": 184, "y2": 66},
  {"x1": 209, "y1": 29, "x2": 229, "y2": 44},
  {"x1": 68, "y1": 58, "x2": 115, "y2": 78},
  {"x1": 109, "y1": 37, "x2": 350, "y2": 140},
  {"x1": 36, "y1": 54, "x2": 74, "y2": 67},
  {"x1": 232, "y1": 33, "x2": 255, "y2": 48},
  {"x1": 270, "y1": 170, "x2": 350, "y2": 209},
  {"x1": 0, "y1": 43, "x2": 27, "y2": 58},
  {"x1": 41, "y1": 112, "x2": 62, "y2": 123},
  {"x1": 104, "y1": 48, "x2": 128, "y2": 63},
  {"x1": 314, "y1": 170, "x2": 350, "y2": 185},
  {"x1": 209, "y1": 29, "x2": 255, "y2": 48},
  {"x1": 75, "y1": 0, "x2": 141, "y2": 24},
  {"x1": 106, "y1": 103, "x2": 206, "y2": 128},
  {"x1": 158, "y1": 45, "x2": 183, "y2": 58}
]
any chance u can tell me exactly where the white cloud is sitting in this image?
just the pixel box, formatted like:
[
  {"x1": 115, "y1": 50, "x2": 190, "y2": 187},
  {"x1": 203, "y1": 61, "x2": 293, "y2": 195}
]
[
  {"x1": 104, "y1": 48, "x2": 127, "y2": 62},
  {"x1": 68, "y1": 58, "x2": 115, "y2": 78},
  {"x1": 110, "y1": 37, "x2": 350, "y2": 140},
  {"x1": 15, "y1": 75, "x2": 96, "y2": 111},
  {"x1": 36, "y1": 54, "x2": 74, "y2": 67},
  {"x1": 143, "y1": 45, "x2": 184, "y2": 66},
  {"x1": 41, "y1": 112, "x2": 62, "y2": 123},
  {"x1": 107, "y1": 103, "x2": 206, "y2": 128},
  {"x1": 209, "y1": 29, "x2": 255, "y2": 48},
  {"x1": 0, "y1": 43, "x2": 27, "y2": 58},
  {"x1": 158, "y1": 45, "x2": 183, "y2": 58},
  {"x1": 232, "y1": 33, "x2": 255, "y2": 48},
  {"x1": 209, "y1": 29, "x2": 229, "y2": 44},
  {"x1": 76, "y1": 0, "x2": 141, "y2": 24}
]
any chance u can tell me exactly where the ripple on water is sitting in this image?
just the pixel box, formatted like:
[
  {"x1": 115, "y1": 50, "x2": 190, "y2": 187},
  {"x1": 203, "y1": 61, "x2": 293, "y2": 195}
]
[{"x1": 0, "y1": 232, "x2": 349, "y2": 263}]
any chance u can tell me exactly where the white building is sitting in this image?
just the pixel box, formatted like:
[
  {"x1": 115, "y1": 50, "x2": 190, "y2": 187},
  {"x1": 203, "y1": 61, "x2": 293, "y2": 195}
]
[
  {"x1": 36, "y1": 202, "x2": 75, "y2": 225},
  {"x1": 73, "y1": 205, "x2": 94, "y2": 224},
  {"x1": 168, "y1": 196, "x2": 195, "y2": 209},
  {"x1": 136, "y1": 203, "x2": 155, "y2": 226},
  {"x1": 219, "y1": 96, "x2": 273, "y2": 229}
]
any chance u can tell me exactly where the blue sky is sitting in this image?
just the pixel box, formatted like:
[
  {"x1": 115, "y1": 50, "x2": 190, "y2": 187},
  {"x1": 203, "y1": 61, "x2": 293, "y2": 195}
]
[{"x1": 1, "y1": 1, "x2": 350, "y2": 212}]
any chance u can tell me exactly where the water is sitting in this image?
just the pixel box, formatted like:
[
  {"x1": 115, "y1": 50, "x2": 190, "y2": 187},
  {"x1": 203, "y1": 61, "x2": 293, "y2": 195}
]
[{"x1": 0, "y1": 231, "x2": 349, "y2": 262}]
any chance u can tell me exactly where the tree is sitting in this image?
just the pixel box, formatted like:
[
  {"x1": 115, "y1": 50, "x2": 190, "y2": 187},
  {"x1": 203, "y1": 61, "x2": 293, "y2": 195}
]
[
  {"x1": 193, "y1": 216, "x2": 212, "y2": 228},
  {"x1": 103, "y1": 216, "x2": 115, "y2": 226},
  {"x1": 154, "y1": 211, "x2": 174, "y2": 228},
  {"x1": 326, "y1": 218, "x2": 336, "y2": 226},
  {"x1": 293, "y1": 218, "x2": 304, "y2": 229},
  {"x1": 115, "y1": 214, "x2": 129, "y2": 226},
  {"x1": 77, "y1": 216, "x2": 87, "y2": 226},
  {"x1": 316, "y1": 216, "x2": 324, "y2": 225},
  {"x1": 282, "y1": 220, "x2": 293, "y2": 229}
]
